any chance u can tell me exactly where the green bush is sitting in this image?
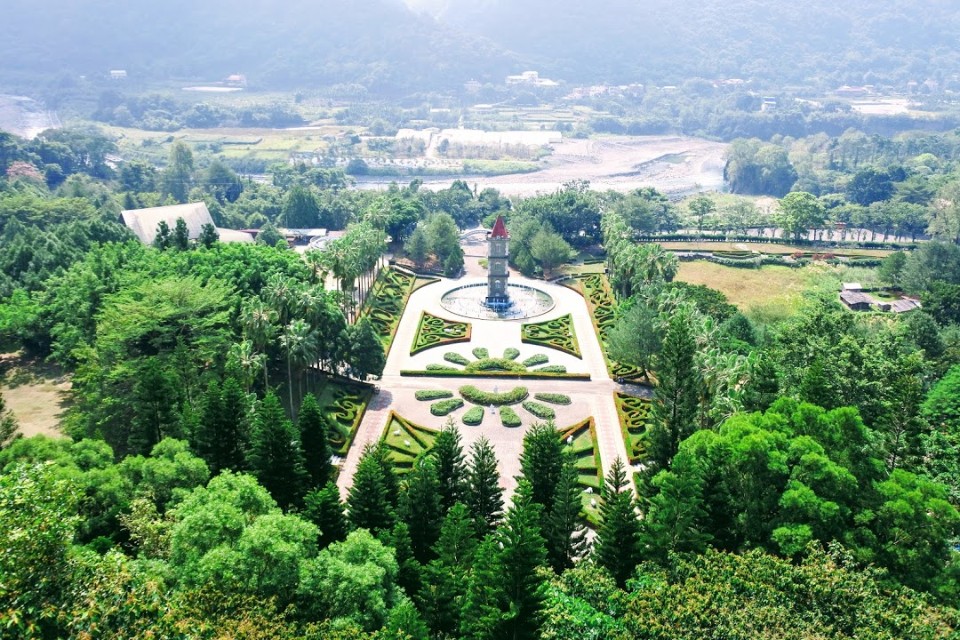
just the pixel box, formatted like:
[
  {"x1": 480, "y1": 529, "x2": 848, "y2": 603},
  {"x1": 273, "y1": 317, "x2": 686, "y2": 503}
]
[
  {"x1": 426, "y1": 363, "x2": 458, "y2": 371},
  {"x1": 431, "y1": 398, "x2": 464, "y2": 416},
  {"x1": 472, "y1": 347, "x2": 489, "y2": 359},
  {"x1": 520, "y1": 313, "x2": 581, "y2": 357},
  {"x1": 415, "y1": 389, "x2": 454, "y2": 401},
  {"x1": 443, "y1": 352, "x2": 470, "y2": 366},
  {"x1": 500, "y1": 406, "x2": 522, "y2": 427},
  {"x1": 462, "y1": 406, "x2": 484, "y2": 426},
  {"x1": 503, "y1": 347, "x2": 521, "y2": 360},
  {"x1": 522, "y1": 401, "x2": 555, "y2": 419},
  {"x1": 535, "y1": 393, "x2": 571, "y2": 405},
  {"x1": 411, "y1": 311, "x2": 471, "y2": 355},
  {"x1": 459, "y1": 385, "x2": 529, "y2": 406},
  {"x1": 536, "y1": 365, "x2": 567, "y2": 373},
  {"x1": 465, "y1": 357, "x2": 527, "y2": 373},
  {"x1": 523, "y1": 354, "x2": 549, "y2": 367}
]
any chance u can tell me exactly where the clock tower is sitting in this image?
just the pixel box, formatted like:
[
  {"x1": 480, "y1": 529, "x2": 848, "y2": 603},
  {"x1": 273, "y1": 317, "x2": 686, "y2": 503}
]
[{"x1": 486, "y1": 215, "x2": 510, "y2": 307}]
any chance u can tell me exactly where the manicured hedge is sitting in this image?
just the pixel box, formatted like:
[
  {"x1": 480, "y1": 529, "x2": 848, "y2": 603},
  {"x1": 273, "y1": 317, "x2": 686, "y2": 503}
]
[
  {"x1": 426, "y1": 363, "x2": 458, "y2": 372},
  {"x1": 462, "y1": 406, "x2": 484, "y2": 426},
  {"x1": 615, "y1": 392, "x2": 652, "y2": 463},
  {"x1": 415, "y1": 389, "x2": 454, "y2": 401},
  {"x1": 472, "y1": 347, "x2": 489, "y2": 359},
  {"x1": 535, "y1": 365, "x2": 568, "y2": 373},
  {"x1": 460, "y1": 385, "x2": 529, "y2": 406},
  {"x1": 362, "y1": 267, "x2": 417, "y2": 355},
  {"x1": 535, "y1": 393, "x2": 571, "y2": 405},
  {"x1": 400, "y1": 370, "x2": 591, "y2": 380},
  {"x1": 410, "y1": 311, "x2": 472, "y2": 355},
  {"x1": 523, "y1": 354, "x2": 549, "y2": 367},
  {"x1": 503, "y1": 347, "x2": 521, "y2": 360},
  {"x1": 522, "y1": 401, "x2": 556, "y2": 419},
  {"x1": 500, "y1": 406, "x2": 522, "y2": 427},
  {"x1": 521, "y1": 313, "x2": 582, "y2": 358},
  {"x1": 444, "y1": 352, "x2": 470, "y2": 366},
  {"x1": 431, "y1": 398, "x2": 464, "y2": 416},
  {"x1": 465, "y1": 357, "x2": 527, "y2": 373},
  {"x1": 380, "y1": 411, "x2": 438, "y2": 474},
  {"x1": 576, "y1": 274, "x2": 645, "y2": 381}
]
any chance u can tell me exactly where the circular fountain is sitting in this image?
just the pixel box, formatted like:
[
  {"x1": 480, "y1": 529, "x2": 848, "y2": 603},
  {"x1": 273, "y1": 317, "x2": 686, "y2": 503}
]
[{"x1": 440, "y1": 282, "x2": 555, "y2": 320}]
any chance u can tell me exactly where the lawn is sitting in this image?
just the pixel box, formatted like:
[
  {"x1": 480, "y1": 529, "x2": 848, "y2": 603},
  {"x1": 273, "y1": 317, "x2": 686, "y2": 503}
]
[{"x1": 675, "y1": 262, "x2": 819, "y2": 317}]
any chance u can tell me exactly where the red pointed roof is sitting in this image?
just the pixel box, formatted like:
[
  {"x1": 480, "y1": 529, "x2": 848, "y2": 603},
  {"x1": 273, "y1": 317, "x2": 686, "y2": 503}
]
[{"x1": 490, "y1": 215, "x2": 509, "y2": 239}]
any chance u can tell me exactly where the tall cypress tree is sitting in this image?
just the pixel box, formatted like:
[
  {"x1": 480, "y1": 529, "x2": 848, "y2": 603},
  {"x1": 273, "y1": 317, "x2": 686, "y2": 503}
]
[
  {"x1": 595, "y1": 458, "x2": 642, "y2": 588},
  {"x1": 195, "y1": 377, "x2": 249, "y2": 474},
  {"x1": 219, "y1": 376, "x2": 251, "y2": 471},
  {"x1": 498, "y1": 481, "x2": 550, "y2": 640},
  {"x1": 346, "y1": 443, "x2": 396, "y2": 535},
  {"x1": 303, "y1": 481, "x2": 348, "y2": 549},
  {"x1": 419, "y1": 503, "x2": 477, "y2": 637},
  {"x1": 465, "y1": 437, "x2": 503, "y2": 537},
  {"x1": 649, "y1": 305, "x2": 699, "y2": 469},
  {"x1": 247, "y1": 391, "x2": 308, "y2": 509},
  {"x1": 519, "y1": 421, "x2": 564, "y2": 522},
  {"x1": 544, "y1": 454, "x2": 589, "y2": 573},
  {"x1": 430, "y1": 422, "x2": 467, "y2": 513},
  {"x1": 297, "y1": 393, "x2": 333, "y2": 488},
  {"x1": 460, "y1": 535, "x2": 505, "y2": 640},
  {"x1": 399, "y1": 456, "x2": 443, "y2": 563},
  {"x1": 382, "y1": 521, "x2": 423, "y2": 598}
]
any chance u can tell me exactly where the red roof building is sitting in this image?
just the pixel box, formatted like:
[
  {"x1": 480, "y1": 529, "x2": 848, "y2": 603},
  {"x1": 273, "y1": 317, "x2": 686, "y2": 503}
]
[{"x1": 491, "y1": 215, "x2": 509, "y2": 239}]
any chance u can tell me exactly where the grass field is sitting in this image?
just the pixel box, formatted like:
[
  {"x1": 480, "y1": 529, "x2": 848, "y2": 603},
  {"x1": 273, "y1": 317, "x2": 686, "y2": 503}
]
[
  {"x1": 656, "y1": 241, "x2": 895, "y2": 257},
  {"x1": 0, "y1": 354, "x2": 70, "y2": 439}
]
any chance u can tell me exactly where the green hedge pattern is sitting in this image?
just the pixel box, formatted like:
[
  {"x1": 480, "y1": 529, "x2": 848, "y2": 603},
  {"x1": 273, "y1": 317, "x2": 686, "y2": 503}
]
[
  {"x1": 500, "y1": 406, "x2": 522, "y2": 427},
  {"x1": 380, "y1": 411, "x2": 438, "y2": 474},
  {"x1": 520, "y1": 313, "x2": 582, "y2": 358},
  {"x1": 472, "y1": 347, "x2": 489, "y2": 359},
  {"x1": 462, "y1": 406, "x2": 484, "y2": 426},
  {"x1": 535, "y1": 393, "x2": 571, "y2": 405},
  {"x1": 615, "y1": 392, "x2": 653, "y2": 463},
  {"x1": 415, "y1": 389, "x2": 454, "y2": 401},
  {"x1": 363, "y1": 268, "x2": 416, "y2": 354},
  {"x1": 411, "y1": 311, "x2": 471, "y2": 355},
  {"x1": 522, "y1": 354, "x2": 549, "y2": 367},
  {"x1": 577, "y1": 274, "x2": 645, "y2": 381},
  {"x1": 535, "y1": 365, "x2": 567, "y2": 373},
  {"x1": 444, "y1": 352, "x2": 470, "y2": 366},
  {"x1": 323, "y1": 383, "x2": 373, "y2": 456},
  {"x1": 465, "y1": 358, "x2": 528, "y2": 373},
  {"x1": 431, "y1": 398, "x2": 465, "y2": 416},
  {"x1": 503, "y1": 348, "x2": 521, "y2": 360},
  {"x1": 460, "y1": 385, "x2": 529, "y2": 406},
  {"x1": 558, "y1": 417, "x2": 603, "y2": 525},
  {"x1": 522, "y1": 401, "x2": 556, "y2": 419}
]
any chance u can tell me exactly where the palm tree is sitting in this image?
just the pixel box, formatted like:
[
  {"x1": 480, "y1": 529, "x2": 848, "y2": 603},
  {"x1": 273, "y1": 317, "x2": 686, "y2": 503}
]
[
  {"x1": 240, "y1": 300, "x2": 278, "y2": 389},
  {"x1": 264, "y1": 273, "x2": 296, "y2": 326},
  {"x1": 280, "y1": 319, "x2": 317, "y2": 416},
  {"x1": 227, "y1": 339, "x2": 265, "y2": 392}
]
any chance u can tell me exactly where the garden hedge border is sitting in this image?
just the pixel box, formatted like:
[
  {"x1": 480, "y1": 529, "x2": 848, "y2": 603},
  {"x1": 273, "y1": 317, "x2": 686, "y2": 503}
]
[
  {"x1": 400, "y1": 370, "x2": 591, "y2": 380},
  {"x1": 410, "y1": 311, "x2": 472, "y2": 355},
  {"x1": 520, "y1": 313, "x2": 582, "y2": 358}
]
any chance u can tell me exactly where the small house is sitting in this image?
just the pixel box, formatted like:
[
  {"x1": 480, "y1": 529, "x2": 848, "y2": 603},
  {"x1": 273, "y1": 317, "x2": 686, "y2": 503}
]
[{"x1": 840, "y1": 289, "x2": 873, "y2": 311}]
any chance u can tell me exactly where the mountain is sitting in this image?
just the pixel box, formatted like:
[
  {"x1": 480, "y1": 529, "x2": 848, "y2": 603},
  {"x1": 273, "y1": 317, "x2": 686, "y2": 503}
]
[{"x1": 0, "y1": 0, "x2": 516, "y2": 94}]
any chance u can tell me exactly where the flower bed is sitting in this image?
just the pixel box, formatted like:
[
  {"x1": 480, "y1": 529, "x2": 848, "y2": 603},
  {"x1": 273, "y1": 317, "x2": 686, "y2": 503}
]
[
  {"x1": 410, "y1": 311, "x2": 472, "y2": 355},
  {"x1": 535, "y1": 393, "x2": 571, "y2": 405},
  {"x1": 460, "y1": 385, "x2": 529, "y2": 406},
  {"x1": 415, "y1": 389, "x2": 454, "y2": 401},
  {"x1": 380, "y1": 411, "x2": 438, "y2": 474},
  {"x1": 431, "y1": 398, "x2": 465, "y2": 416},
  {"x1": 522, "y1": 400, "x2": 556, "y2": 419},
  {"x1": 462, "y1": 406, "x2": 484, "y2": 426},
  {"x1": 614, "y1": 392, "x2": 653, "y2": 464},
  {"x1": 500, "y1": 406, "x2": 522, "y2": 427},
  {"x1": 520, "y1": 313, "x2": 582, "y2": 358}
]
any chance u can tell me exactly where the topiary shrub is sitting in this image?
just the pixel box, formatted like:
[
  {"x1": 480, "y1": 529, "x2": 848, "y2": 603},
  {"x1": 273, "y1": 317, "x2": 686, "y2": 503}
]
[
  {"x1": 443, "y1": 352, "x2": 470, "y2": 366},
  {"x1": 431, "y1": 398, "x2": 464, "y2": 416},
  {"x1": 472, "y1": 347, "x2": 489, "y2": 359},
  {"x1": 522, "y1": 401, "x2": 555, "y2": 419},
  {"x1": 535, "y1": 392, "x2": 571, "y2": 405},
  {"x1": 459, "y1": 385, "x2": 529, "y2": 406},
  {"x1": 426, "y1": 363, "x2": 458, "y2": 371},
  {"x1": 462, "y1": 406, "x2": 484, "y2": 426},
  {"x1": 465, "y1": 358, "x2": 527, "y2": 373},
  {"x1": 536, "y1": 365, "x2": 567, "y2": 373},
  {"x1": 503, "y1": 347, "x2": 521, "y2": 360},
  {"x1": 522, "y1": 354, "x2": 549, "y2": 367},
  {"x1": 415, "y1": 389, "x2": 454, "y2": 401},
  {"x1": 500, "y1": 406, "x2": 522, "y2": 427}
]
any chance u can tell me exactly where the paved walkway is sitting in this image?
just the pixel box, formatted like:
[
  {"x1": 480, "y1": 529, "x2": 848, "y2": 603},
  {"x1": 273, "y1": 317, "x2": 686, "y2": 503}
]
[{"x1": 337, "y1": 244, "x2": 637, "y2": 501}]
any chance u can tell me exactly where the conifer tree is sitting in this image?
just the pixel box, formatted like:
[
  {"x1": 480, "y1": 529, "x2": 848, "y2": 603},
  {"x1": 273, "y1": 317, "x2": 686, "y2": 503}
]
[
  {"x1": 465, "y1": 436, "x2": 503, "y2": 537},
  {"x1": 218, "y1": 376, "x2": 251, "y2": 471},
  {"x1": 430, "y1": 421, "x2": 467, "y2": 513},
  {"x1": 247, "y1": 391, "x2": 308, "y2": 509},
  {"x1": 649, "y1": 305, "x2": 699, "y2": 469},
  {"x1": 419, "y1": 503, "x2": 477, "y2": 637},
  {"x1": 544, "y1": 454, "x2": 589, "y2": 572},
  {"x1": 195, "y1": 378, "x2": 249, "y2": 474},
  {"x1": 459, "y1": 535, "x2": 503, "y2": 640},
  {"x1": 594, "y1": 458, "x2": 642, "y2": 587},
  {"x1": 297, "y1": 393, "x2": 333, "y2": 488},
  {"x1": 383, "y1": 521, "x2": 423, "y2": 598},
  {"x1": 399, "y1": 455, "x2": 443, "y2": 563},
  {"x1": 0, "y1": 390, "x2": 21, "y2": 450},
  {"x1": 519, "y1": 421, "x2": 564, "y2": 514},
  {"x1": 303, "y1": 481, "x2": 348, "y2": 549},
  {"x1": 346, "y1": 443, "x2": 396, "y2": 534},
  {"x1": 172, "y1": 217, "x2": 190, "y2": 250}
]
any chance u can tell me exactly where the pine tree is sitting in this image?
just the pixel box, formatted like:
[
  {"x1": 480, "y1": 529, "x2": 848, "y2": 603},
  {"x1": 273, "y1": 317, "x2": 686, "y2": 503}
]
[
  {"x1": 641, "y1": 455, "x2": 711, "y2": 563},
  {"x1": 303, "y1": 482, "x2": 348, "y2": 549},
  {"x1": 129, "y1": 358, "x2": 180, "y2": 455},
  {"x1": 419, "y1": 503, "x2": 477, "y2": 637},
  {"x1": 594, "y1": 458, "x2": 642, "y2": 587},
  {"x1": 247, "y1": 391, "x2": 308, "y2": 509},
  {"x1": 172, "y1": 217, "x2": 190, "y2": 250},
  {"x1": 198, "y1": 223, "x2": 219, "y2": 248},
  {"x1": 399, "y1": 456, "x2": 443, "y2": 563},
  {"x1": 194, "y1": 379, "x2": 225, "y2": 471},
  {"x1": 544, "y1": 454, "x2": 589, "y2": 572},
  {"x1": 519, "y1": 421, "x2": 564, "y2": 513},
  {"x1": 153, "y1": 220, "x2": 171, "y2": 249},
  {"x1": 218, "y1": 376, "x2": 251, "y2": 471},
  {"x1": 346, "y1": 443, "x2": 396, "y2": 534},
  {"x1": 649, "y1": 306, "x2": 699, "y2": 469},
  {"x1": 459, "y1": 535, "x2": 504, "y2": 640},
  {"x1": 383, "y1": 521, "x2": 423, "y2": 598},
  {"x1": 465, "y1": 436, "x2": 503, "y2": 537},
  {"x1": 297, "y1": 393, "x2": 333, "y2": 488},
  {"x1": 430, "y1": 421, "x2": 467, "y2": 513},
  {"x1": 0, "y1": 391, "x2": 21, "y2": 450}
]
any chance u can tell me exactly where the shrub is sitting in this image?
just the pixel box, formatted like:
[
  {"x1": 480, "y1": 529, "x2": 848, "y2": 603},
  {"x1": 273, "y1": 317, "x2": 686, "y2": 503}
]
[
  {"x1": 536, "y1": 365, "x2": 567, "y2": 373},
  {"x1": 535, "y1": 393, "x2": 571, "y2": 405},
  {"x1": 431, "y1": 398, "x2": 464, "y2": 416},
  {"x1": 411, "y1": 311, "x2": 471, "y2": 355},
  {"x1": 522, "y1": 401, "x2": 555, "y2": 419},
  {"x1": 472, "y1": 347, "x2": 489, "y2": 359},
  {"x1": 503, "y1": 347, "x2": 521, "y2": 360},
  {"x1": 465, "y1": 358, "x2": 527, "y2": 373},
  {"x1": 459, "y1": 385, "x2": 529, "y2": 406},
  {"x1": 443, "y1": 352, "x2": 470, "y2": 366},
  {"x1": 426, "y1": 364, "x2": 458, "y2": 371},
  {"x1": 462, "y1": 406, "x2": 484, "y2": 426},
  {"x1": 520, "y1": 313, "x2": 581, "y2": 357},
  {"x1": 522, "y1": 354, "x2": 549, "y2": 367},
  {"x1": 415, "y1": 390, "x2": 454, "y2": 401},
  {"x1": 500, "y1": 406, "x2": 522, "y2": 427}
]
